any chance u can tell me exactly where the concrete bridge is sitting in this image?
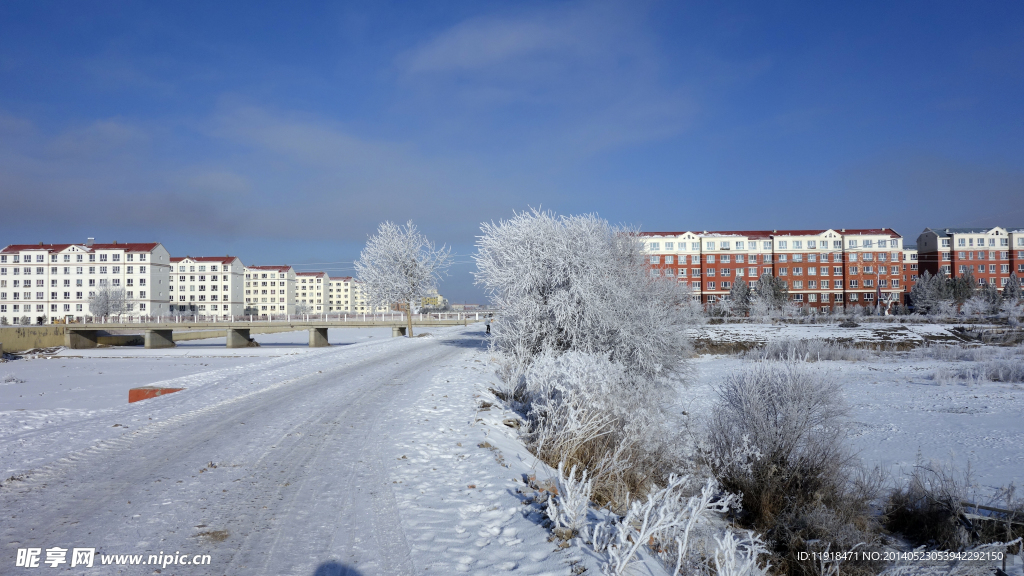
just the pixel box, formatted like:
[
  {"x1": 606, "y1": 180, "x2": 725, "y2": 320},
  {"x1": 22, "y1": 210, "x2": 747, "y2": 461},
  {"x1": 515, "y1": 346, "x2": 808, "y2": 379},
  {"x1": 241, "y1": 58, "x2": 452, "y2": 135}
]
[{"x1": 0, "y1": 315, "x2": 485, "y2": 353}]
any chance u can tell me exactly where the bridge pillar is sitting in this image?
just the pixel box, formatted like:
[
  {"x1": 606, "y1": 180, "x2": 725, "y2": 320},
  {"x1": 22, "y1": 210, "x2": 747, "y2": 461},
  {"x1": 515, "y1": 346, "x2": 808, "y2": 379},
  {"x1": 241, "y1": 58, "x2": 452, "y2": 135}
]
[
  {"x1": 65, "y1": 329, "x2": 99, "y2": 349},
  {"x1": 226, "y1": 328, "x2": 251, "y2": 348},
  {"x1": 392, "y1": 326, "x2": 407, "y2": 337},
  {"x1": 144, "y1": 329, "x2": 175, "y2": 349},
  {"x1": 309, "y1": 327, "x2": 329, "y2": 347}
]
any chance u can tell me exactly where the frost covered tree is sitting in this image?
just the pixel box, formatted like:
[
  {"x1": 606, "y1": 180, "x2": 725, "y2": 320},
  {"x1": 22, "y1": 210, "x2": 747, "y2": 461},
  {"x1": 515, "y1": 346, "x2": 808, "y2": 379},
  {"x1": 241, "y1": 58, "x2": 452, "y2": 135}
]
[
  {"x1": 474, "y1": 209, "x2": 693, "y2": 388},
  {"x1": 355, "y1": 220, "x2": 452, "y2": 337},
  {"x1": 751, "y1": 273, "x2": 788, "y2": 312},
  {"x1": 909, "y1": 271, "x2": 953, "y2": 314},
  {"x1": 951, "y1": 270, "x2": 978, "y2": 306},
  {"x1": 1004, "y1": 274, "x2": 1022, "y2": 302},
  {"x1": 88, "y1": 287, "x2": 126, "y2": 319},
  {"x1": 729, "y1": 278, "x2": 752, "y2": 316},
  {"x1": 962, "y1": 283, "x2": 1001, "y2": 316}
]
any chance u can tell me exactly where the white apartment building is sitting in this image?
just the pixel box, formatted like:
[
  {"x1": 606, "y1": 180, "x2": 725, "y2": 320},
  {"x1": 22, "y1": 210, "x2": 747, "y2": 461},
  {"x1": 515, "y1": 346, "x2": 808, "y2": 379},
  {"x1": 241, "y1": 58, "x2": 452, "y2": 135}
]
[
  {"x1": 168, "y1": 256, "x2": 245, "y2": 317},
  {"x1": 327, "y1": 277, "x2": 389, "y2": 313},
  {"x1": 0, "y1": 240, "x2": 171, "y2": 325},
  {"x1": 295, "y1": 272, "x2": 327, "y2": 313},
  {"x1": 244, "y1": 265, "x2": 297, "y2": 315}
]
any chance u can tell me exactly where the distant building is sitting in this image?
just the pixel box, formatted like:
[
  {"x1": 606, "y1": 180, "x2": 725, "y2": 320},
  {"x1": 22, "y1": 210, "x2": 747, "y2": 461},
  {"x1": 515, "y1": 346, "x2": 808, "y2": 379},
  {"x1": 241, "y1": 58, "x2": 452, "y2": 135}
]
[
  {"x1": 168, "y1": 256, "x2": 244, "y2": 317},
  {"x1": 327, "y1": 277, "x2": 388, "y2": 313},
  {"x1": 295, "y1": 271, "x2": 327, "y2": 313},
  {"x1": 0, "y1": 239, "x2": 171, "y2": 325},
  {"x1": 901, "y1": 245, "x2": 919, "y2": 301},
  {"x1": 917, "y1": 227, "x2": 1017, "y2": 289},
  {"x1": 641, "y1": 228, "x2": 906, "y2": 312},
  {"x1": 244, "y1": 265, "x2": 297, "y2": 315}
]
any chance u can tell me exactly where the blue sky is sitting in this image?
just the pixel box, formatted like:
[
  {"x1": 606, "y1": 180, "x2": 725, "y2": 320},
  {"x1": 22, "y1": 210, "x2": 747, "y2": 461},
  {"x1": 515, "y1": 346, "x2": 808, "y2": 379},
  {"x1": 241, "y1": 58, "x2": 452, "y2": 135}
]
[{"x1": 1, "y1": 1, "x2": 1022, "y2": 302}]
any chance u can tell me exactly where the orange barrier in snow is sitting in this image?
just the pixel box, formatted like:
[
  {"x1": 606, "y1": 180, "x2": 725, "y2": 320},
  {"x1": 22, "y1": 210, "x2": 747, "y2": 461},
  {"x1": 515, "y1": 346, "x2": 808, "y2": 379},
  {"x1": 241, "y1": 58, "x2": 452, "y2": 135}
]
[{"x1": 129, "y1": 387, "x2": 184, "y2": 403}]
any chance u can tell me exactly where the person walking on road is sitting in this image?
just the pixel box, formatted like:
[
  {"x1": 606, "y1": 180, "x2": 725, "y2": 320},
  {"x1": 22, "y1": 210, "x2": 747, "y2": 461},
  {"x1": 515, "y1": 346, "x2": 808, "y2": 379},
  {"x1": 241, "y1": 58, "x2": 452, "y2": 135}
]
[{"x1": 485, "y1": 315, "x2": 491, "y2": 335}]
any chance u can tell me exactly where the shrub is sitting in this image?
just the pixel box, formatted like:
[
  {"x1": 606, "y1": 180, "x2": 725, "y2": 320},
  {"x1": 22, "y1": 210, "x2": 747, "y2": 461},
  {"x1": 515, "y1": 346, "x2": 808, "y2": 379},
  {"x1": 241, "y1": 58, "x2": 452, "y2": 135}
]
[
  {"x1": 523, "y1": 351, "x2": 678, "y2": 506},
  {"x1": 884, "y1": 459, "x2": 976, "y2": 550},
  {"x1": 702, "y1": 362, "x2": 879, "y2": 576}
]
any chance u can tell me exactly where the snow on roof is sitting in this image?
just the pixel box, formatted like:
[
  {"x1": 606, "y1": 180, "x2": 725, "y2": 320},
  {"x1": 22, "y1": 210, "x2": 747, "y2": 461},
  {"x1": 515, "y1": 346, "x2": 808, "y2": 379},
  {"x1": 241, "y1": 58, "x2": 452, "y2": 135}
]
[
  {"x1": 296, "y1": 271, "x2": 327, "y2": 277},
  {"x1": 329, "y1": 276, "x2": 354, "y2": 281}
]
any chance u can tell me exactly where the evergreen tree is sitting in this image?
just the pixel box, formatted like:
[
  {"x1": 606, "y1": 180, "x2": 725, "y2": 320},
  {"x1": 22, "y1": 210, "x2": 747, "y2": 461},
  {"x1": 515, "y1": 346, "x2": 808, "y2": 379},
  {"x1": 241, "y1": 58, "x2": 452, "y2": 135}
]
[
  {"x1": 1004, "y1": 274, "x2": 1022, "y2": 301},
  {"x1": 729, "y1": 278, "x2": 752, "y2": 316},
  {"x1": 951, "y1": 270, "x2": 977, "y2": 306},
  {"x1": 752, "y1": 273, "x2": 788, "y2": 310}
]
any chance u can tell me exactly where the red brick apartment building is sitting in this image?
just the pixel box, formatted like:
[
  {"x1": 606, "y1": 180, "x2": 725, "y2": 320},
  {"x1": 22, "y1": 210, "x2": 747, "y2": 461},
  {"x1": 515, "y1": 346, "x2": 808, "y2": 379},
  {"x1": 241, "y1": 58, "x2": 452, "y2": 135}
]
[
  {"x1": 917, "y1": 227, "x2": 1024, "y2": 290},
  {"x1": 641, "y1": 228, "x2": 908, "y2": 312}
]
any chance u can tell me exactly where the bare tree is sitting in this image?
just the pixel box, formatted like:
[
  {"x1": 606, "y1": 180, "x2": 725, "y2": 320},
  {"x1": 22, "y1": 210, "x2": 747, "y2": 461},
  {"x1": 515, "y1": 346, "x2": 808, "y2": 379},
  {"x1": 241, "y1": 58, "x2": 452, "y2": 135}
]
[
  {"x1": 355, "y1": 220, "x2": 452, "y2": 337},
  {"x1": 88, "y1": 287, "x2": 127, "y2": 319}
]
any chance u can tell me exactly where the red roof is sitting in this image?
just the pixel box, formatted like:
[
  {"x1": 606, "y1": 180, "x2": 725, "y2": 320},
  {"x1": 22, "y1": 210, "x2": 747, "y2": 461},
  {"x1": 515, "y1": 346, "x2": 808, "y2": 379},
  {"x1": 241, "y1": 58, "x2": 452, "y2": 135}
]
[
  {"x1": 330, "y1": 276, "x2": 354, "y2": 281},
  {"x1": 2, "y1": 242, "x2": 161, "y2": 254},
  {"x1": 835, "y1": 228, "x2": 902, "y2": 238},
  {"x1": 88, "y1": 242, "x2": 161, "y2": 252},
  {"x1": 1, "y1": 243, "x2": 75, "y2": 253},
  {"x1": 247, "y1": 265, "x2": 293, "y2": 272},
  {"x1": 296, "y1": 271, "x2": 328, "y2": 277},
  {"x1": 171, "y1": 256, "x2": 239, "y2": 264},
  {"x1": 640, "y1": 228, "x2": 902, "y2": 239}
]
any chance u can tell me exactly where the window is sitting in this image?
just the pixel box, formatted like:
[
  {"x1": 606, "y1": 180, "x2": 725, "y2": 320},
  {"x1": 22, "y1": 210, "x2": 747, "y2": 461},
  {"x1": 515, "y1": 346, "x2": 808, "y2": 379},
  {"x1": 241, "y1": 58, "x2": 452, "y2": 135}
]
[
  {"x1": 735, "y1": 241, "x2": 745, "y2": 250},
  {"x1": 941, "y1": 239, "x2": 950, "y2": 247},
  {"x1": 748, "y1": 267, "x2": 757, "y2": 277},
  {"x1": 779, "y1": 268, "x2": 787, "y2": 276},
  {"x1": 794, "y1": 281, "x2": 803, "y2": 289},
  {"x1": 707, "y1": 282, "x2": 715, "y2": 290},
  {"x1": 707, "y1": 255, "x2": 715, "y2": 263},
  {"x1": 649, "y1": 242, "x2": 660, "y2": 250},
  {"x1": 850, "y1": 280, "x2": 859, "y2": 288},
  {"x1": 821, "y1": 280, "x2": 830, "y2": 289},
  {"x1": 99, "y1": 254, "x2": 108, "y2": 262},
  {"x1": 778, "y1": 241, "x2": 788, "y2": 249},
  {"x1": 706, "y1": 268, "x2": 715, "y2": 276},
  {"x1": 778, "y1": 255, "x2": 787, "y2": 263},
  {"x1": 665, "y1": 256, "x2": 674, "y2": 264},
  {"x1": 706, "y1": 242, "x2": 715, "y2": 250},
  {"x1": 793, "y1": 254, "x2": 803, "y2": 262},
  {"x1": 664, "y1": 242, "x2": 674, "y2": 250}
]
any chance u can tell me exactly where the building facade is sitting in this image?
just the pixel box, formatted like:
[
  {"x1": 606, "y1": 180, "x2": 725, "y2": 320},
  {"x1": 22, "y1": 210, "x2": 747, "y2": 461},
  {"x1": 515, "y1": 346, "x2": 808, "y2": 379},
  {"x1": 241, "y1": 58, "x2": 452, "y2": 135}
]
[
  {"x1": 917, "y1": 227, "x2": 1016, "y2": 289},
  {"x1": 327, "y1": 277, "x2": 389, "y2": 313},
  {"x1": 295, "y1": 272, "x2": 327, "y2": 313},
  {"x1": 168, "y1": 256, "x2": 245, "y2": 317},
  {"x1": 641, "y1": 228, "x2": 906, "y2": 311},
  {"x1": 244, "y1": 265, "x2": 297, "y2": 315}
]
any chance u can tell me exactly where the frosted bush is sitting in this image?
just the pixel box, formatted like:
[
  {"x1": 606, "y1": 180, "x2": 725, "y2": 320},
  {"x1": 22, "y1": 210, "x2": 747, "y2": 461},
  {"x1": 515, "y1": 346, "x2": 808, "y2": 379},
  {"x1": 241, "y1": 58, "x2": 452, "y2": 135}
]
[
  {"x1": 546, "y1": 461, "x2": 593, "y2": 538},
  {"x1": 474, "y1": 209, "x2": 694, "y2": 394},
  {"x1": 589, "y1": 475, "x2": 740, "y2": 576},
  {"x1": 2, "y1": 373, "x2": 24, "y2": 384},
  {"x1": 711, "y1": 529, "x2": 771, "y2": 576},
  {"x1": 524, "y1": 351, "x2": 677, "y2": 504},
  {"x1": 702, "y1": 362, "x2": 879, "y2": 574}
]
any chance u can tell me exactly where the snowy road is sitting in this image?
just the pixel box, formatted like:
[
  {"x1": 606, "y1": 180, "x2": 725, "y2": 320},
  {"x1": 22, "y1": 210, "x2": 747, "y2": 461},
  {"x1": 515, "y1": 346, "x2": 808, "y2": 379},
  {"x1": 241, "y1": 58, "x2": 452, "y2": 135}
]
[{"x1": 1, "y1": 330, "x2": 537, "y2": 576}]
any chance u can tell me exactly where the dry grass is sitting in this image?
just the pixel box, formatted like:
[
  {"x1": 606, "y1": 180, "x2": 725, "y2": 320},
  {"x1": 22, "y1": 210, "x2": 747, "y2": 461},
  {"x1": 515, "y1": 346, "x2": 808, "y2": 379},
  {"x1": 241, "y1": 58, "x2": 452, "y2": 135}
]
[{"x1": 701, "y1": 362, "x2": 882, "y2": 576}]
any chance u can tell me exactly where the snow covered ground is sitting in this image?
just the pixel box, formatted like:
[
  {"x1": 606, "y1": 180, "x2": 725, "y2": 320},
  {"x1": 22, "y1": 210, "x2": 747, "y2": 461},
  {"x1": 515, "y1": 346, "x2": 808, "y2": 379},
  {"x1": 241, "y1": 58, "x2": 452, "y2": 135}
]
[
  {"x1": 1, "y1": 325, "x2": 595, "y2": 575},
  {"x1": 1, "y1": 321, "x2": 1021, "y2": 575},
  {"x1": 682, "y1": 322, "x2": 1024, "y2": 497},
  {"x1": 0, "y1": 327, "x2": 392, "y2": 411}
]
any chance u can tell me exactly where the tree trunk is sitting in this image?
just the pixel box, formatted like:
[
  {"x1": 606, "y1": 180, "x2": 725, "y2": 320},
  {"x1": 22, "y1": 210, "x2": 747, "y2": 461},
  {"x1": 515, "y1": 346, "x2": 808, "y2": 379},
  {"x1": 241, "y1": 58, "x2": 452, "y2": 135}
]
[{"x1": 407, "y1": 299, "x2": 414, "y2": 338}]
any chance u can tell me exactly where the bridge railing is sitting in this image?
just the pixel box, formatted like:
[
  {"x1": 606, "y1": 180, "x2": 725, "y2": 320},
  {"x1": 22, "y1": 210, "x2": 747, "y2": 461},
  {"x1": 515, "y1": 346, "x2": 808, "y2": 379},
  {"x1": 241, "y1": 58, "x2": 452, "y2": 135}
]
[{"x1": 44, "y1": 311, "x2": 495, "y2": 326}]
